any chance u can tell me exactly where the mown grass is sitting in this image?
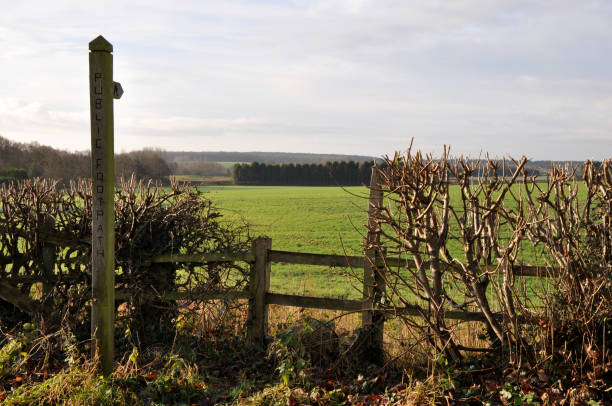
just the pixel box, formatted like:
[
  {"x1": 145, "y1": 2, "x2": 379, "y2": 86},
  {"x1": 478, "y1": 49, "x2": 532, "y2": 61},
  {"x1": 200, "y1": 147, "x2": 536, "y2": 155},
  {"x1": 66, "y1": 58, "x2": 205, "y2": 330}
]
[
  {"x1": 201, "y1": 185, "x2": 372, "y2": 299},
  {"x1": 199, "y1": 185, "x2": 561, "y2": 303},
  {"x1": 200, "y1": 186, "x2": 370, "y2": 254}
]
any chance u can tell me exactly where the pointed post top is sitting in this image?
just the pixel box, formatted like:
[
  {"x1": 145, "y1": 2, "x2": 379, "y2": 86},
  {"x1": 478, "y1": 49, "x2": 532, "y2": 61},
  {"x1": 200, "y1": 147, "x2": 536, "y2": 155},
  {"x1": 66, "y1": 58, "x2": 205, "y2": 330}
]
[{"x1": 89, "y1": 35, "x2": 113, "y2": 52}]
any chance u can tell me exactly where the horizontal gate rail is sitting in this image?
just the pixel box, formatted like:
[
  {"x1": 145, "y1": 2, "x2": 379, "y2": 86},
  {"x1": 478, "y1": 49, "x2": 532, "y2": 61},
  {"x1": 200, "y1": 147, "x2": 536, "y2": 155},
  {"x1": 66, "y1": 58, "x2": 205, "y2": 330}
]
[{"x1": 266, "y1": 292, "x2": 363, "y2": 312}]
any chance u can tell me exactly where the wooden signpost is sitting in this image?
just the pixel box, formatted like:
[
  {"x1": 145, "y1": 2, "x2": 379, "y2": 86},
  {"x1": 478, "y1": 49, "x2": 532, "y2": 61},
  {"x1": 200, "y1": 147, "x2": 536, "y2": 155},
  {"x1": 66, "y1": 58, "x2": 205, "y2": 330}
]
[{"x1": 88, "y1": 35, "x2": 122, "y2": 375}]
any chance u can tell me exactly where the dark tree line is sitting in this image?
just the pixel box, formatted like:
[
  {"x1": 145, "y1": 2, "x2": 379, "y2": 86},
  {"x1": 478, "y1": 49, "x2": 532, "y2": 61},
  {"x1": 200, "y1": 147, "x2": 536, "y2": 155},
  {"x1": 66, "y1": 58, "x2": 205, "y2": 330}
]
[
  {"x1": 0, "y1": 136, "x2": 170, "y2": 183},
  {"x1": 231, "y1": 158, "x2": 563, "y2": 186},
  {"x1": 232, "y1": 160, "x2": 376, "y2": 186},
  {"x1": 0, "y1": 168, "x2": 28, "y2": 184}
]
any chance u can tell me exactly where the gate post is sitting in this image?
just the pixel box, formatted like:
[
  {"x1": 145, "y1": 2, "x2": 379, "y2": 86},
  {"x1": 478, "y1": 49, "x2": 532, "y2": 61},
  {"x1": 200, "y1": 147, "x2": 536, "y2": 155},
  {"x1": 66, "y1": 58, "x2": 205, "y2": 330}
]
[
  {"x1": 362, "y1": 166, "x2": 385, "y2": 364},
  {"x1": 246, "y1": 237, "x2": 272, "y2": 347},
  {"x1": 89, "y1": 35, "x2": 123, "y2": 375}
]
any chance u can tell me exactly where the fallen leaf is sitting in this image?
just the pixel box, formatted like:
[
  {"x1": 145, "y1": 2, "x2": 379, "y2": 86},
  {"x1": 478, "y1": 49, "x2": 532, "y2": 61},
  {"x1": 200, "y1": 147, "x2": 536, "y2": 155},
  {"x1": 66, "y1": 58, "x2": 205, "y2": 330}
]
[{"x1": 537, "y1": 370, "x2": 550, "y2": 382}]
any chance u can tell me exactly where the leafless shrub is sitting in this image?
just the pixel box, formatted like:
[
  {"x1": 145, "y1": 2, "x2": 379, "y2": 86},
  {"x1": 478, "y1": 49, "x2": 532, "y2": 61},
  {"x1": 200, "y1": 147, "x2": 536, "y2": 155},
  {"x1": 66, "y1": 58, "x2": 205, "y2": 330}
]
[
  {"x1": 0, "y1": 177, "x2": 252, "y2": 346},
  {"x1": 369, "y1": 146, "x2": 611, "y2": 373},
  {"x1": 520, "y1": 160, "x2": 611, "y2": 378},
  {"x1": 370, "y1": 147, "x2": 464, "y2": 362}
]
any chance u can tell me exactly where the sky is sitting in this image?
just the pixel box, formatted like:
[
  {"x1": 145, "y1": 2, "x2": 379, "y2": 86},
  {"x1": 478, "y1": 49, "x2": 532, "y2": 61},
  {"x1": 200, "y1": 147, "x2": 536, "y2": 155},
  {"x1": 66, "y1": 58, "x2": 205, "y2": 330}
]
[{"x1": 1, "y1": 0, "x2": 611, "y2": 160}]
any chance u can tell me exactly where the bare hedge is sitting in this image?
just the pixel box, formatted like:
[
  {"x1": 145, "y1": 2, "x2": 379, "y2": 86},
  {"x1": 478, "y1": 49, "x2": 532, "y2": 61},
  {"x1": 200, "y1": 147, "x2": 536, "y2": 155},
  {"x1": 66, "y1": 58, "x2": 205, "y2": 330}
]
[
  {"x1": 369, "y1": 148, "x2": 611, "y2": 368},
  {"x1": 0, "y1": 177, "x2": 252, "y2": 344}
]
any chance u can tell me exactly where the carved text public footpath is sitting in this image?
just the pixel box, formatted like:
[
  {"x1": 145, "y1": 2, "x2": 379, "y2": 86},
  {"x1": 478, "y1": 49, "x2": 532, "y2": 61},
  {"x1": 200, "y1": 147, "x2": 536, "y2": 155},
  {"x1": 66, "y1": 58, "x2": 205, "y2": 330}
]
[{"x1": 93, "y1": 71, "x2": 105, "y2": 259}]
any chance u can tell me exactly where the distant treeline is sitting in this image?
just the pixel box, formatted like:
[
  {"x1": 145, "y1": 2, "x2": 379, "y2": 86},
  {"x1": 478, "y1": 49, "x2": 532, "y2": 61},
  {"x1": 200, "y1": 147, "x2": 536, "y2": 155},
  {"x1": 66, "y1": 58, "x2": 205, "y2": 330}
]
[
  {"x1": 0, "y1": 136, "x2": 170, "y2": 183},
  {"x1": 163, "y1": 151, "x2": 378, "y2": 165},
  {"x1": 232, "y1": 159, "x2": 609, "y2": 186},
  {"x1": 2, "y1": 135, "x2": 605, "y2": 184},
  {"x1": 171, "y1": 161, "x2": 231, "y2": 178},
  {"x1": 526, "y1": 160, "x2": 610, "y2": 177},
  {"x1": 232, "y1": 161, "x2": 377, "y2": 186}
]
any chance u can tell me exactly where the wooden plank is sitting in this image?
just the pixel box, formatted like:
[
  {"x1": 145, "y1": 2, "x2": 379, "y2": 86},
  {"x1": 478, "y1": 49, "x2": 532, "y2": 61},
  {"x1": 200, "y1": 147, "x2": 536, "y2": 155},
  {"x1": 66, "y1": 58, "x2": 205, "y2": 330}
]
[
  {"x1": 151, "y1": 251, "x2": 255, "y2": 264},
  {"x1": 269, "y1": 250, "x2": 405, "y2": 268},
  {"x1": 269, "y1": 250, "x2": 364, "y2": 268},
  {"x1": 0, "y1": 280, "x2": 39, "y2": 313},
  {"x1": 266, "y1": 293, "x2": 364, "y2": 312},
  {"x1": 510, "y1": 265, "x2": 558, "y2": 277},
  {"x1": 0, "y1": 225, "x2": 88, "y2": 248},
  {"x1": 115, "y1": 290, "x2": 250, "y2": 301},
  {"x1": 389, "y1": 305, "x2": 490, "y2": 322},
  {"x1": 381, "y1": 257, "x2": 557, "y2": 277},
  {"x1": 394, "y1": 306, "x2": 530, "y2": 324},
  {"x1": 265, "y1": 293, "x2": 532, "y2": 324},
  {"x1": 3, "y1": 274, "x2": 87, "y2": 284},
  {"x1": 267, "y1": 250, "x2": 551, "y2": 278}
]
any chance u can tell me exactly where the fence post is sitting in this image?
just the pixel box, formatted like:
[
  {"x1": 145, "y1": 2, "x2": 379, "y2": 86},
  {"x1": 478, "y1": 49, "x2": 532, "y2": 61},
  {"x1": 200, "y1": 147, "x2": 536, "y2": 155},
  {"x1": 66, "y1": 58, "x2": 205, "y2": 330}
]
[
  {"x1": 246, "y1": 237, "x2": 272, "y2": 347},
  {"x1": 362, "y1": 166, "x2": 385, "y2": 364},
  {"x1": 89, "y1": 35, "x2": 123, "y2": 376}
]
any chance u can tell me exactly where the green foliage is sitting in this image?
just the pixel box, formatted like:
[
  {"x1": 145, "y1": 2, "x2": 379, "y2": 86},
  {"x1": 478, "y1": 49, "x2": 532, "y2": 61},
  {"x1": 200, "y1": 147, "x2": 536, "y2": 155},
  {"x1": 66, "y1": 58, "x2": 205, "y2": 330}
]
[
  {"x1": 5, "y1": 370, "x2": 124, "y2": 406},
  {"x1": 495, "y1": 383, "x2": 542, "y2": 405},
  {"x1": 269, "y1": 325, "x2": 311, "y2": 387},
  {"x1": 0, "y1": 323, "x2": 219, "y2": 405},
  {"x1": 268, "y1": 317, "x2": 340, "y2": 387},
  {"x1": 0, "y1": 338, "x2": 25, "y2": 379}
]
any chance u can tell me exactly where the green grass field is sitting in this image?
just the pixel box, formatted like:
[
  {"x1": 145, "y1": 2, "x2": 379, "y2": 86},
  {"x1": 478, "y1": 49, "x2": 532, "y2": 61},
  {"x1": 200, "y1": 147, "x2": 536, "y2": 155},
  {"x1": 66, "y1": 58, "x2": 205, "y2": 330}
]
[
  {"x1": 201, "y1": 186, "x2": 371, "y2": 298},
  {"x1": 199, "y1": 185, "x2": 555, "y2": 302},
  {"x1": 201, "y1": 186, "x2": 370, "y2": 254}
]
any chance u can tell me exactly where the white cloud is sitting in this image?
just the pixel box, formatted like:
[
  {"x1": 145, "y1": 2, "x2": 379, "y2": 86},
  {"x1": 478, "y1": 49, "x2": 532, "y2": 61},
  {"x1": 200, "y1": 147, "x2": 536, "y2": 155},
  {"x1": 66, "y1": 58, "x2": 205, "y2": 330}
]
[
  {"x1": 121, "y1": 116, "x2": 343, "y2": 135},
  {"x1": 0, "y1": 0, "x2": 610, "y2": 159}
]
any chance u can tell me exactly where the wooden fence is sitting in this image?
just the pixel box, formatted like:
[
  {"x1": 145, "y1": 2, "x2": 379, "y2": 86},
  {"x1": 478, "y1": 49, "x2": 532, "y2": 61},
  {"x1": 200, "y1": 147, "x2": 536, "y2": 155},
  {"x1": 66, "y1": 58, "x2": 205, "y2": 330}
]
[
  {"x1": 133, "y1": 235, "x2": 555, "y2": 356},
  {"x1": 0, "y1": 229, "x2": 560, "y2": 356}
]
